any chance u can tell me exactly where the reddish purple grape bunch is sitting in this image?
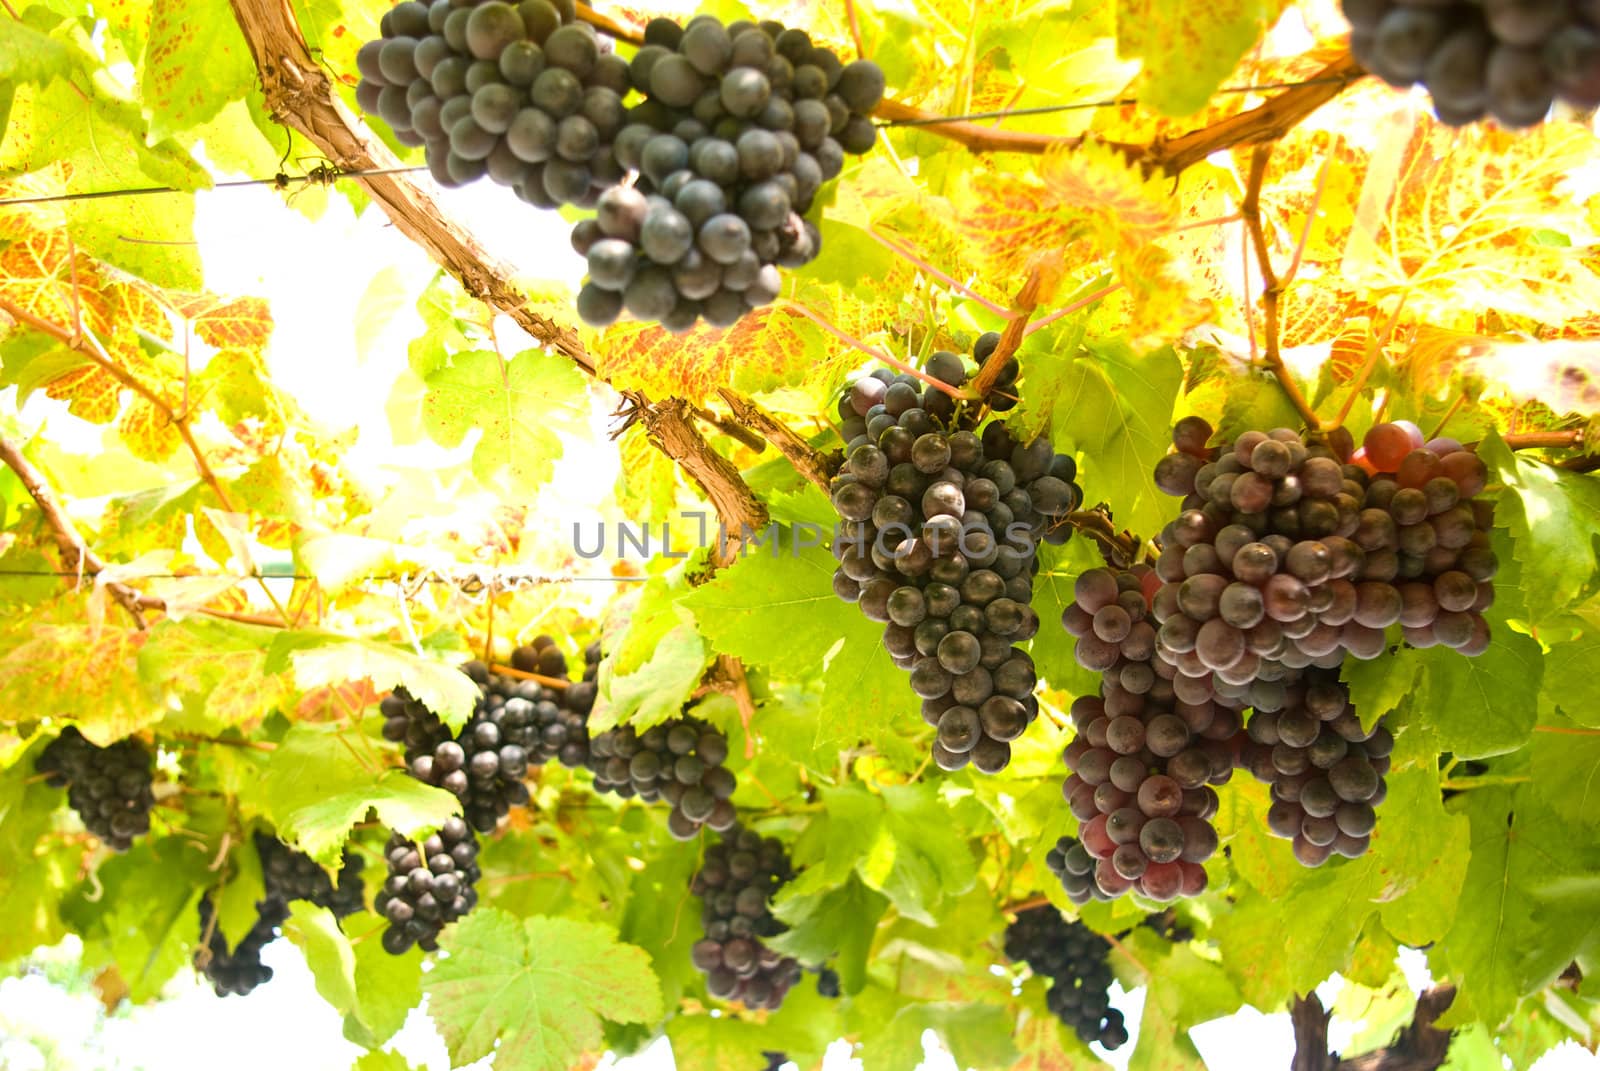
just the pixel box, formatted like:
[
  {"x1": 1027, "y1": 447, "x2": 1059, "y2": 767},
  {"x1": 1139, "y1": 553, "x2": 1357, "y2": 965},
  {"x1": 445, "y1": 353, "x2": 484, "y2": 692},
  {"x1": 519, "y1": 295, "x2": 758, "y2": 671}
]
[{"x1": 1059, "y1": 563, "x2": 1229, "y2": 903}]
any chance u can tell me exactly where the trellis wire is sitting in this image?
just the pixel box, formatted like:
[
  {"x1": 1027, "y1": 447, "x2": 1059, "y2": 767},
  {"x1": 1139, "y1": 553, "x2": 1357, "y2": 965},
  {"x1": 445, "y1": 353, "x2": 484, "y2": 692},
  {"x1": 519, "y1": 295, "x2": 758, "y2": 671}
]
[{"x1": 0, "y1": 74, "x2": 1354, "y2": 209}]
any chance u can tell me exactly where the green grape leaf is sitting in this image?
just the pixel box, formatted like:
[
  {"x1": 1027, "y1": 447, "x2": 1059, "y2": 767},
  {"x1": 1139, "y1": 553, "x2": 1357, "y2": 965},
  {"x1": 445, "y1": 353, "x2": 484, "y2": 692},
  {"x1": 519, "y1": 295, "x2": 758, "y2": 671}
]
[
  {"x1": 1115, "y1": 0, "x2": 1287, "y2": 115},
  {"x1": 769, "y1": 872, "x2": 889, "y2": 995},
  {"x1": 1528, "y1": 718, "x2": 1600, "y2": 829},
  {"x1": 1046, "y1": 341, "x2": 1184, "y2": 544},
  {"x1": 141, "y1": 0, "x2": 256, "y2": 139},
  {"x1": 1481, "y1": 433, "x2": 1600, "y2": 628},
  {"x1": 0, "y1": 743, "x2": 74, "y2": 959},
  {"x1": 1416, "y1": 624, "x2": 1541, "y2": 759},
  {"x1": 1124, "y1": 931, "x2": 1243, "y2": 1071},
  {"x1": 420, "y1": 348, "x2": 588, "y2": 497},
  {"x1": 863, "y1": 999, "x2": 1019, "y2": 1071},
  {"x1": 284, "y1": 901, "x2": 360, "y2": 1013},
  {"x1": 60, "y1": 837, "x2": 211, "y2": 1001},
  {"x1": 1433, "y1": 784, "x2": 1600, "y2": 1030},
  {"x1": 422, "y1": 910, "x2": 662, "y2": 1071},
  {"x1": 265, "y1": 630, "x2": 479, "y2": 731},
  {"x1": 1538, "y1": 605, "x2": 1600, "y2": 728},
  {"x1": 667, "y1": 987, "x2": 843, "y2": 1071},
  {"x1": 258, "y1": 723, "x2": 459, "y2": 865},
  {"x1": 137, "y1": 618, "x2": 290, "y2": 733},
  {"x1": 594, "y1": 568, "x2": 710, "y2": 731},
  {"x1": 344, "y1": 913, "x2": 425, "y2": 1048},
  {"x1": 681, "y1": 529, "x2": 913, "y2": 748}
]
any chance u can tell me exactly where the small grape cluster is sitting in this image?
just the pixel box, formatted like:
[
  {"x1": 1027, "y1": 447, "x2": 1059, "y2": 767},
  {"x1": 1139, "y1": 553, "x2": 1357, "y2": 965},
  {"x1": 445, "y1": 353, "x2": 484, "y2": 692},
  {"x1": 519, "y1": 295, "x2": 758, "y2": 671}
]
[
  {"x1": 1060, "y1": 564, "x2": 1229, "y2": 902},
  {"x1": 1003, "y1": 906, "x2": 1128, "y2": 1051},
  {"x1": 829, "y1": 342, "x2": 1083, "y2": 774},
  {"x1": 1138, "y1": 909, "x2": 1195, "y2": 944},
  {"x1": 376, "y1": 816, "x2": 482, "y2": 954},
  {"x1": 255, "y1": 832, "x2": 367, "y2": 919},
  {"x1": 195, "y1": 832, "x2": 367, "y2": 997},
  {"x1": 1236, "y1": 671, "x2": 1393, "y2": 866},
  {"x1": 384, "y1": 667, "x2": 535, "y2": 833},
  {"x1": 690, "y1": 825, "x2": 803, "y2": 1011},
  {"x1": 35, "y1": 727, "x2": 155, "y2": 852},
  {"x1": 355, "y1": 2, "x2": 883, "y2": 332},
  {"x1": 197, "y1": 894, "x2": 286, "y2": 998},
  {"x1": 587, "y1": 716, "x2": 738, "y2": 839},
  {"x1": 1344, "y1": 0, "x2": 1600, "y2": 127}
]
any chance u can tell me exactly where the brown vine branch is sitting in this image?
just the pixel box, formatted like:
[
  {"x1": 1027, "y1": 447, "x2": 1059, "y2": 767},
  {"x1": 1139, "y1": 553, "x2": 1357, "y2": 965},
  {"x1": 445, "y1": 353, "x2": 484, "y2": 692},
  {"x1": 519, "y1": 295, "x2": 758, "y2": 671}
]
[
  {"x1": 0, "y1": 435, "x2": 148, "y2": 628},
  {"x1": 717, "y1": 389, "x2": 832, "y2": 493},
  {"x1": 1240, "y1": 143, "x2": 1322, "y2": 432},
  {"x1": 1061, "y1": 508, "x2": 1144, "y2": 569},
  {"x1": 1292, "y1": 986, "x2": 1457, "y2": 1071},
  {"x1": 0, "y1": 298, "x2": 236, "y2": 512},
  {"x1": 633, "y1": 396, "x2": 770, "y2": 568},
  {"x1": 1502, "y1": 430, "x2": 1585, "y2": 450},
  {"x1": 690, "y1": 403, "x2": 767, "y2": 454},
  {"x1": 229, "y1": 0, "x2": 767, "y2": 570}
]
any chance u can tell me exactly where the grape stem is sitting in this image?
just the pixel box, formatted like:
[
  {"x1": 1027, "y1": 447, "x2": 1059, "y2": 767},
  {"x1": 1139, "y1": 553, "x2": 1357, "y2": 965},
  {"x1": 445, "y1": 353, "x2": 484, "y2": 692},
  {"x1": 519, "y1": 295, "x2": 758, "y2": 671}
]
[
  {"x1": 1240, "y1": 143, "x2": 1322, "y2": 432},
  {"x1": 717, "y1": 389, "x2": 833, "y2": 492},
  {"x1": 0, "y1": 434, "x2": 150, "y2": 628},
  {"x1": 1057, "y1": 508, "x2": 1145, "y2": 569},
  {"x1": 1291, "y1": 985, "x2": 1457, "y2": 1071},
  {"x1": 487, "y1": 662, "x2": 571, "y2": 690},
  {"x1": 1024, "y1": 280, "x2": 1124, "y2": 337},
  {"x1": 970, "y1": 264, "x2": 1050, "y2": 400},
  {"x1": 690, "y1": 403, "x2": 768, "y2": 453}
]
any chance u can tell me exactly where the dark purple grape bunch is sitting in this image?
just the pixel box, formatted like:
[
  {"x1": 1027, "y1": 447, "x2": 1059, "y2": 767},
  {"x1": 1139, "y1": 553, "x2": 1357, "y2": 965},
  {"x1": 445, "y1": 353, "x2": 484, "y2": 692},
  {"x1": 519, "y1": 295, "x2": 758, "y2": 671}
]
[
  {"x1": 383, "y1": 663, "x2": 536, "y2": 833},
  {"x1": 1060, "y1": 565, "x2": 1230, "y2": 903},
  {"x1": 1003, "y1": 906, "x2": 1129, "y2": 1051},
  {"x1": 1236, "y1": 670, "x2": 1393, "y2": 867},
  {"x1": 1344, "y1": 0, "x2": 1600, "y2": 127},
  {"x1": 196, "y1": 894, "x2": 287, "y2": 997},
  {"x1": 571, "y1": 16, "x2": 885, "y2": 331},
  {"x1": 35, "y1": 726, "x2": 155, "y2": 852},
  {"x1": 376, "y1": 816, "x2": 482, "y2": 955},
  {"x1": 689, "y1": 825, "x2": 803, "y2": 1011},
  {"x1": 256, "y1": 831, "x2": 367, "y2": 919},
  {"x1": 828, "y1": 346, "x2": 1083, "y2": 775},
  {"x1": 355, "y1": 0, "x2": 606, "y2": 189},
  {"x1": 353, "y1": 3, "x2": 885, "y2": 333},
  {"x1": 587, "y1": 716, "x2": 738, "y2": 839}
]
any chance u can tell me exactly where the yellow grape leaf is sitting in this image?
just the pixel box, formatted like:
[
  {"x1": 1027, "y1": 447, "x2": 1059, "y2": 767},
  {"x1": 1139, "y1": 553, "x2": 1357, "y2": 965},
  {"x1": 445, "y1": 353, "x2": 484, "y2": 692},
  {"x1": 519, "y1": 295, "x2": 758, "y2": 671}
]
[
  {"x1": 1037, "y1": 141, "x2": 1181, "y2": 244},
  {"x1": 590, "y1": 304, "x2": 817, "y2": 404},
  {"x1": 958, "y1": 167, "x2": 1084, "y2": 281},
  {"x1": 1343, "y1": 121, "x2": 1600, "y2": 326},
  {"x1": 0, "y1": 229, "x2": 102, "y2": 327},
  {"x1": 175, "y1": 294, "x2": 274, "y2": 349},
  {"x1": 0, "y1": 625, "x2": 155, "y2": 744},
  {"x1": 43, "y1": 365, "x2": 122, "y2": 424},
  {"x1": 116, "y1": 396, "x2": 181, "y2": 461}
]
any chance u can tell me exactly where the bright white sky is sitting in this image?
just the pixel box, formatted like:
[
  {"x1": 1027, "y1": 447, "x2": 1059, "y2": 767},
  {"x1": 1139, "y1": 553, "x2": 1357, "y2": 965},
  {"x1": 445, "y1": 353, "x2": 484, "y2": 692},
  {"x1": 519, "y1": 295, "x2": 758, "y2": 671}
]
[{"x1": 5, "y1": 93, "x2": 1599, "y2": 1071}]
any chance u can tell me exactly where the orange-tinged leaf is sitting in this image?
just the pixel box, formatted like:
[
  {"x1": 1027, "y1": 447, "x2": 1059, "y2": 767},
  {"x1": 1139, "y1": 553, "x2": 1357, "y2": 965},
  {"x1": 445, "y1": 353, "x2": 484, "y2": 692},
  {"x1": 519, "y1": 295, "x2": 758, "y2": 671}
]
[
  {"x1": 0, "y1": 625, "x2": 155, "y2": 744},
  {"x1": 117, "y1": 396, "x2": 181, "y2": 461},
  {"x1": 177, "y1": 294, "x2": 273, "y2": 349},
  {"x1": 590, "y1": 304, "x2": 817, "y2": 404},
  {"x1": 44, "y1": 365, "x2": 122, "y2": 423}
]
